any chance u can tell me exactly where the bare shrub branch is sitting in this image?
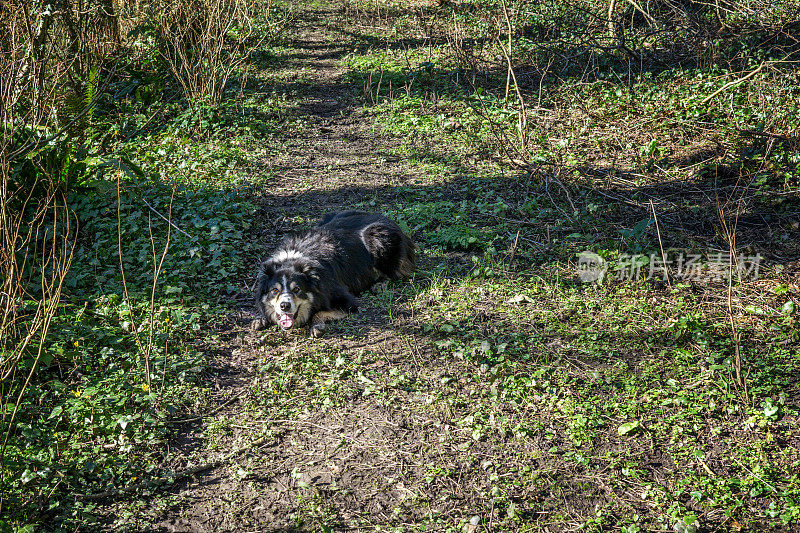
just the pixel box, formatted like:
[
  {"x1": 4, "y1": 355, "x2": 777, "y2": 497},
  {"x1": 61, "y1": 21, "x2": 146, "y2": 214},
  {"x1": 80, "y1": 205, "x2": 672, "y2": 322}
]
[{"x1": 153, "y1": 0, "x2": 267, "y2": 104}]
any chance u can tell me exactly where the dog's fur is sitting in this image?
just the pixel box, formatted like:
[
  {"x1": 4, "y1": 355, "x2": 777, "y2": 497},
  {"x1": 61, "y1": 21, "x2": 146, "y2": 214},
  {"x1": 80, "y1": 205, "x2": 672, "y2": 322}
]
[{"x1": 253, "y1": 211, "x2": 415, "y2": 337}]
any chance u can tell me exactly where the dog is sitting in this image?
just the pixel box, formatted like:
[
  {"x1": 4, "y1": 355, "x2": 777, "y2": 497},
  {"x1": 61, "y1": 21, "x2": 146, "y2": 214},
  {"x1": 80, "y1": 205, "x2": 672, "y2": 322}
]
[{"x1": 252, "y1": 211, "x2": 415, "y2": 337}]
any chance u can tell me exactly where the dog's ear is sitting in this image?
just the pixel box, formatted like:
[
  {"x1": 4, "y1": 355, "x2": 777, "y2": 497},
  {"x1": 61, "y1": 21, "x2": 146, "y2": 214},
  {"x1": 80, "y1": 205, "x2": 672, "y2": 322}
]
[
  {"x1": 259, "y1": 259, "x2": 276, "y2": 277},
  {"x1": 255, "y1": 260, "x2": 276, "y2": 296}
]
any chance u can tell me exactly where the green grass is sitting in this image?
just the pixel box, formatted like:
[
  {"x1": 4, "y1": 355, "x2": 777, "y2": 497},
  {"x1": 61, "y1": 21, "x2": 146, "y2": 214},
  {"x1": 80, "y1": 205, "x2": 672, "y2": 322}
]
[
  {"x1": 330, "y1": 2, "x2": 800, "y2": 529},
  {"x1": 232, "y1": 254, "x2": 800, "y2": 530}
]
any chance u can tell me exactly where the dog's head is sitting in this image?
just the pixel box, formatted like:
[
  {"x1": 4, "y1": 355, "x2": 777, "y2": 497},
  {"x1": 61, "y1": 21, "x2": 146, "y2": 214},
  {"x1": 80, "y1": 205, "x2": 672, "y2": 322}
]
[{"x1": 255, "y1": 257, "x2": 319, "y2": 330}]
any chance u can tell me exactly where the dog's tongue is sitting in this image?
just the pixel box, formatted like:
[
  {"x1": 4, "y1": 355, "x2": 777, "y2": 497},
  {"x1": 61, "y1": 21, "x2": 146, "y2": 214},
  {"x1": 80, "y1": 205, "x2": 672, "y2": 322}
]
[{"x1": 278, "y1": 313, "x2": 294, "y2": 329}]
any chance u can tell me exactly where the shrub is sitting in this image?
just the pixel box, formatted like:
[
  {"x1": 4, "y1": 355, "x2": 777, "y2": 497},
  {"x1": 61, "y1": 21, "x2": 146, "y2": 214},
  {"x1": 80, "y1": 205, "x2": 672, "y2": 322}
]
[{"x1": 152, "y1": 0, "x2": 264, "y2": 104}]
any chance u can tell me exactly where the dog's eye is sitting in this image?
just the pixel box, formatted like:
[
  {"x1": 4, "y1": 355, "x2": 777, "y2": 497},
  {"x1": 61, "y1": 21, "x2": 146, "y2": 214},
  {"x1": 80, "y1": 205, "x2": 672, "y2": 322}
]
[
  {"x1": 270, "y1": 288, "x2": 279, "y2": 294},
  {"x1": 291, "y1": 286, "x2": 301, "y2": 294}
]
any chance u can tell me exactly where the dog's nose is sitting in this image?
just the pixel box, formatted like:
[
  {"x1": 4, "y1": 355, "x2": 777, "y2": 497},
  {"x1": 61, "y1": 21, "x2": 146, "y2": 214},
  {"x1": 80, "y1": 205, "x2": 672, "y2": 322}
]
[{"x1": 280, "y1": 301, "x2": 291, "y2": 312}]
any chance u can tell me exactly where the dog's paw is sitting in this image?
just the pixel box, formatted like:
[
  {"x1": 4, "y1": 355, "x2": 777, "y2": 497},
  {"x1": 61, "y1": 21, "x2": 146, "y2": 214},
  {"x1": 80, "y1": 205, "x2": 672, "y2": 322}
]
[
  {"x1": 251, "y1": 317, "x2": 269, "y2": 332},
  {"x1": 370, "y1": 280, "x2": 389, "y2": 294},
  {"x1": 310, "y1": 323, "x2": 326, "y2": 338}
]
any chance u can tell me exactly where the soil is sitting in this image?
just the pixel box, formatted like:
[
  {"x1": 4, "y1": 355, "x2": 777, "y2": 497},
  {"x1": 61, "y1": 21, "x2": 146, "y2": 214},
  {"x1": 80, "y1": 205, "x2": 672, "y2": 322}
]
[{"x1": 143, "y1": 4, "x2": 505, "y2": 532}]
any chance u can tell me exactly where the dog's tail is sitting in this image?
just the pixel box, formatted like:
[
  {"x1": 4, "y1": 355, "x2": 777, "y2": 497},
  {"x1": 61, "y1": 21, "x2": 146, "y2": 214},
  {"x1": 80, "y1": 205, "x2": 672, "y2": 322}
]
[
  {"x1": 361, "y1": 222, "x2": 416, "y2": 279},
  {"x1": 396, "y1": 232, "x2": 416, "y2": 278}
]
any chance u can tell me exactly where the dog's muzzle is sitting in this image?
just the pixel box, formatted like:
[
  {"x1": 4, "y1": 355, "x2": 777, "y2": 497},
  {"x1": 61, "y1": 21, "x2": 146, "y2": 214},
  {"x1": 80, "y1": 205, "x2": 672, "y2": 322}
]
[{"x1": 276, "y1": 293, "x2": 297, "y2": 329}]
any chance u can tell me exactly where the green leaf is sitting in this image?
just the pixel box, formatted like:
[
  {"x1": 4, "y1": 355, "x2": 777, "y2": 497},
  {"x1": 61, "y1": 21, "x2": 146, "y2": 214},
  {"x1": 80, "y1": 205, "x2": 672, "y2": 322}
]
[
  {"x1": 508, "y1": 293, "x2": 534, "y2": 304},
  {"x1": 763, "y1": 400, "x2": 780, "y2": 420},
  {"x1": 507, "y1": 500, "x2": 517, "y2": 519},
  {"x1": 618, "y1": 420, "x2": 641, "y2": 436},
  {"x1": 20, "y1": 469, "x2": 36, "y2": 484},
  {"x1": 118, "y1": 414, "x2": 134, "y2": 430}
]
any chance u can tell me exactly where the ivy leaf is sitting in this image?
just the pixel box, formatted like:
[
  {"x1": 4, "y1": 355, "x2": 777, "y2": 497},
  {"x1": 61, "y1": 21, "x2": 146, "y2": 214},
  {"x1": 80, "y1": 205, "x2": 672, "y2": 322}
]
[
  {"x1": 763, "y1": 400, "x2": 781, "y2": 421},
  {"x1": 118, "y1": 414, "x2": 134, "y2": 430},
  {"x1": 20, "y1": 469, "x2": 36, "y2": 484},
  {"x1": 618, "y1": 420, "x2": 641, "y2": 436}
]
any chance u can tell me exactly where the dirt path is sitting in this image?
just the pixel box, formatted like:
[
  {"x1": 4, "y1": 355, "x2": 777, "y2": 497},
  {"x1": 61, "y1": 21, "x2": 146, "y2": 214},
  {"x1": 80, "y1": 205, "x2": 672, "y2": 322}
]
[
  {"x1": 257, "y1": 7, "x2": 420, "y2": 196},
  {"x1": 151, "y1": 5, "x2": 468, "y2": 532}
]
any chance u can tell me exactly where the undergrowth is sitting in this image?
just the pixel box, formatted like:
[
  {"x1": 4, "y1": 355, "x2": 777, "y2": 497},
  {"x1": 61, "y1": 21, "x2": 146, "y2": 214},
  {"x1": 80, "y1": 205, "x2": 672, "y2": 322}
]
[
  {"x1": 4, "y1": 0, "x2": 800, "y2": 531},
  {"x1": 1, "y1": 4, "x2": 289, "y2": 527}
]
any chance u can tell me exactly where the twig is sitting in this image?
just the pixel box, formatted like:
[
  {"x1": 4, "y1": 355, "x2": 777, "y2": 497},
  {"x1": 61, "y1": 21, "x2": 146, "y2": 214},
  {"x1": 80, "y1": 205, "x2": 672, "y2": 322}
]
[
  {"x1": 496, "y1": 0, "x2": 529, "y2": 155},
  {"x1": 623, "y1": 0, "x2": 656, "y2": 26},
  {"x1": 549, "y1": 175, "x2": 576, "y2": 214},
  {"x1": 592, "y1": 188, "x2": 650, "y2": 209},
  {"x1": 649, "y1": 199, "x2": 672, "y2": 289},
  {"x1": 1, "y1": 198, "x2": 75, "y2": 469},
  {"x1": 507, "y1": 230, "x2": 520, "y2": 267},
  {"x1": 738, "y1": 129, "x2": 794, "y2": 141},
  {"x1": 730, "y1": 456, "x2": 778, "y2": 494},
  {"x1": 701, "y1": 62, "x2": 766, "y2": 105},
  {"x1": 697, "y1": 457, "x2": 715, "y2": 477},
  {"x1": 607, "y1": 0, "x2": 618, "y2": 40},
  {"x1": 467, "y1": 94, "x2": 528, "y2": 166},
  {"x1": 714, "y1": 174, "x2": 748, "y2": 397},
  {"x1": 500, "y1": 0, "x2": 513, "y2": 103},
  {"x1": 145, "y1": 186, "x2": 177, "y2": 391},
  {"x1": 117, "y1": 175, "x2": 144, "y2": 354},
  {"x1": 545, "y1": 183, "x2": 572, "y2": 221},
  {"x1": 487, "y1": 213, "x2": 540, "y2": 227},
  {"x1": 141, "y1": 197, "x2": 195, "y2": 240}
]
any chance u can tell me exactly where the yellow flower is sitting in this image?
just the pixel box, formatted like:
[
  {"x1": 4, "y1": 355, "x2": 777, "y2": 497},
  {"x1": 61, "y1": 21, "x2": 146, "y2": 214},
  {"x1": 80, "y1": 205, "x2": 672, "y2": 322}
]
[
  {"x1": 71, "y1": 389, "x2": 82, "y2": 397},
  {"x1": 142, "y1": 383, "x2": 149, "y2": 392},
  {"x1": 73, "y1": 340, "x2": 79, "y2": 348}
]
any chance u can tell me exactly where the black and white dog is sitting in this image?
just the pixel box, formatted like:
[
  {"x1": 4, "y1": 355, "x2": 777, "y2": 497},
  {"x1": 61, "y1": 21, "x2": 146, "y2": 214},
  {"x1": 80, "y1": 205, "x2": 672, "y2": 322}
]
[{"x1": 253, "y1": 211, "x2": 415, "y2": 337}]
